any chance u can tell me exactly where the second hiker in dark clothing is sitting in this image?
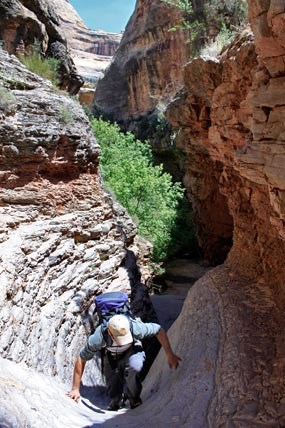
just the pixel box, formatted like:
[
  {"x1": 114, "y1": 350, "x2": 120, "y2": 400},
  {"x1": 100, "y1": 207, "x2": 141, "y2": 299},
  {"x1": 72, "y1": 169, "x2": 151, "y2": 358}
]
[{"x1": 67, "y1": 314, "x2": 181, "y2": 410}]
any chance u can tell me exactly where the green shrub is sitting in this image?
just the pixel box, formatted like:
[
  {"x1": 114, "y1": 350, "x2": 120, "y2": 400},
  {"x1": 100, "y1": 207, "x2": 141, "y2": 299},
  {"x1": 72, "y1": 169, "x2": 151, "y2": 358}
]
[
  {"x1": 204, "y1": 0, "x2": 248, "y2": 32},
  {"x1": 59, "y1": 105, "x2": 74, "y2": 124},
  {"x1": 160, "y1": 0, "x2": 248, "y2": 55},
  {"x1": 19, "y1": 42, "x2": 59, "y2": 87},
  {"x1": 0, "y1": 85, "x2": 17, "y2": 112},
  {"x1": 92, "y1": 118, "x2": 184, "y2": 262},
  {"x1": 161, "y1": 0, "x2": 204, "y2": 51},
  {"x1": 167, "y1": 196, "x2": 198, "y2": 258}
]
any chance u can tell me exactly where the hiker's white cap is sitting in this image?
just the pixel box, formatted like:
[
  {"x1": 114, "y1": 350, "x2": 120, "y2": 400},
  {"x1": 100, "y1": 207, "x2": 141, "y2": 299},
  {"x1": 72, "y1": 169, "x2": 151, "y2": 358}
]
[{"x1": 108, "y1": 315, "x2": 132, "y2": 346}]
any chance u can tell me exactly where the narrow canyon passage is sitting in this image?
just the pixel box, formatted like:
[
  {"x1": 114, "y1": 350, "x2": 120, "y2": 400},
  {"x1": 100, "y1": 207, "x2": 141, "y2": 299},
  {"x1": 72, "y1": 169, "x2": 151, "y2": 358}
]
[
  {"x1": 2, "y1": 261, "x2": 284, "y2": 427},
  {"x1": 0, "y1": 259, "x2": 206, "y2": 427},
  {"x1": 1, "y1": 0, "x2": 285, "y2": 427}
]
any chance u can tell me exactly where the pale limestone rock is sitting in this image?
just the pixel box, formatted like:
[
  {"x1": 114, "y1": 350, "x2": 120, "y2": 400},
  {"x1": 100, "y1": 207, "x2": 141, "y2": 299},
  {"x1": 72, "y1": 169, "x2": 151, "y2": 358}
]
[
  {"x1": 0, "y1": 48, "x2": 149, "y2": 390},
  {"x1": 49, "y1": 0, "x2": 121, "y2": 83}
]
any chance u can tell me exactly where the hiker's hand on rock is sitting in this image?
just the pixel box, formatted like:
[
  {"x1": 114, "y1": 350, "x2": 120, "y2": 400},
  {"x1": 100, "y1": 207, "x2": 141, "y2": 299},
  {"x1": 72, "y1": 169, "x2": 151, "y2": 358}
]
[
  {"x1": 168, "y1": 353, "x2": 181, "y2": 369},
  {"x1": 67, "y1": 388, "x2": 81, "y2": 403}
]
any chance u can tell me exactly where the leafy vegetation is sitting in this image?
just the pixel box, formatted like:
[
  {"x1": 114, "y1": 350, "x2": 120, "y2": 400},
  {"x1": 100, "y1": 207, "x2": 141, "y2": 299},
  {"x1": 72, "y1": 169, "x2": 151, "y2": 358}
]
[
  {"x1": 161, "y1": 0, "x2": 248, "y2": 55},
  {"x1": 59, "y1": 104, "x2": 74, "y2": 124},
  {"x1": 205, "y1": 0, "x2": 248, "y2": 33},
  {"x1": 18, "y1": 42, "x2": 59, "y2": 87},
  {"x1": 162, "y1": 0, "x2": 204, "y2": 51},
  {"x1": 167, "y1": 196, "x2": 198, "y2": 258},
  {"x1": 0, "y1": 85, "x2": 17, "y2": 112},
  {"x1": 92, "y1": 118, "x2": 185, "y2": 262}
]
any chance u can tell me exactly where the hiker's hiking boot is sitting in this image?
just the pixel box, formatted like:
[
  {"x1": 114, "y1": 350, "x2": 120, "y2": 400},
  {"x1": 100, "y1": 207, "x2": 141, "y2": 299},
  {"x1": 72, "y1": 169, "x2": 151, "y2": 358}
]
[
  {"x1": 129, "y1": 397, "x2": 142, "y2": 409},
  {"x1": 121, "y1": 393, "x2": 128, "y2": 407},
  {"x1": 107, "y1": 399, "x2": 120, "y2": 411}
]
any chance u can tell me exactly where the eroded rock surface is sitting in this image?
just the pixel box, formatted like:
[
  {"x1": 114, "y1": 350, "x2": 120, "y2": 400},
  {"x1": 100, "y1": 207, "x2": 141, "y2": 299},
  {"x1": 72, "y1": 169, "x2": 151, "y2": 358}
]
[
  {"x1": 2, "y1": 1, "x2": 285, "y2": 427},
  {"x1": 94, "y1": 0, "x2": 189, "y2": 122},
  {"x1": 0, "y1": 48, "x2": 149, "y2": 391},
  {"x1": 0, "y1": 0, "x2": 84, "y2": 94},
  {"x1": 50, "y1": 0, "x2": 122, "y2": 83}
]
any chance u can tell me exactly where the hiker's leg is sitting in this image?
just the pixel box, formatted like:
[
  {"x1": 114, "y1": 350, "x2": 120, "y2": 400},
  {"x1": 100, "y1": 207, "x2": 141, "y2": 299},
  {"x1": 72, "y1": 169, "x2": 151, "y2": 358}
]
[
  {"x1": 106, "y1": 355, "x2": 124, "y2": 402},
  {"x1": 124, "y1": 351, "x2": 145, "y2": 404}
]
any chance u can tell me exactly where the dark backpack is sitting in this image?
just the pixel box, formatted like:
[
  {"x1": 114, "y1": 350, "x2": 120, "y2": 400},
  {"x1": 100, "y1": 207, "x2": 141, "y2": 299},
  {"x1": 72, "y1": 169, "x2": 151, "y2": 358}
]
[
  {"x1": 94, "y1": 291, "x2": 135, "y2": 369},
  {"x1": 94, "y1": 291, "x2": 132, "y2": 329}
]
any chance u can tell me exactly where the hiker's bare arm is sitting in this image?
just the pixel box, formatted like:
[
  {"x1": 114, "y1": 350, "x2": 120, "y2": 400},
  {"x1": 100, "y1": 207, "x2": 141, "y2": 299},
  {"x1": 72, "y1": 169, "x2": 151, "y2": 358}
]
[
  {"x1": 66, "y1": 357, "x2": 86, "y2": 402},
  {"x1": 157, "y1": 329, "x2": 181, "y2": 369}
]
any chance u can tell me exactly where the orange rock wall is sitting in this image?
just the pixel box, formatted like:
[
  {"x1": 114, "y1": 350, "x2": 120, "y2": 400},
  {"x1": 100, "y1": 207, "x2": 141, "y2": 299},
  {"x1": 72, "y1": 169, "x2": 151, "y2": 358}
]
[
  {"x1": 94, "y1": 0, "x2": 189, "y2": 121},
  {"x1": 167, "y1": 1, "x2": 285, "y2": 298}
]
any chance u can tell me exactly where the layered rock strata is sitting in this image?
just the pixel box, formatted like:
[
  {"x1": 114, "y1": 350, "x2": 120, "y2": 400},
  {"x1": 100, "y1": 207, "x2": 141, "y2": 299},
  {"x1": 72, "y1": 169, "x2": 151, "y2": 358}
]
[
  {"x1": 49, "y1": 0, "x2": 122, "y2": 82},
  {"x1": 94, "y1": 0, "x2": 189, "y2": 122},
  {"x1": 0, "y1": 48, "x2": 150, "y2": 387},
  {"x1": 167, "y1": 18, "x2": 285, "y2": 286},
  {"x1": 2, "y1": 1, "x2": 285, "y2": 427},
  {"x1": 144, "y1": 0, "x2": 285, "y2": 424}
]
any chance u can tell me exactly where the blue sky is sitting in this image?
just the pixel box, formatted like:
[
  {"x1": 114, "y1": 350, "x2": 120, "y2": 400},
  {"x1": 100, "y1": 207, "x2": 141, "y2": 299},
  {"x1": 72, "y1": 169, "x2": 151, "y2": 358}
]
[{"x1": 69, "y1": 0, "x2": 136, "y2": 33}]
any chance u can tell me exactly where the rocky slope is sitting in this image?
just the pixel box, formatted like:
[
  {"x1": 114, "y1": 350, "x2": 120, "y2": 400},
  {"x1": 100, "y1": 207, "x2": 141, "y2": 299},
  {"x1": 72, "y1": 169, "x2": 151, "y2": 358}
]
[
  {"x1": 94, "y1": 0, "x2": 189, "y2": 122},
  {"x1": 0, "y1": 47, "x2": 152, "y2": 391}
]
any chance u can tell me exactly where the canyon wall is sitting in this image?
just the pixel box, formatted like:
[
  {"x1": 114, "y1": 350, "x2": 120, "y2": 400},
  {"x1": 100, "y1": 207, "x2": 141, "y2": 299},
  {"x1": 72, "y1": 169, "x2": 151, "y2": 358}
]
[
  {"x1": 1, "y1": 1, "x2": 285, "y2": 427},
  {"x1": 50, "y1": 0, "x2": 122, "y2": 82},
  {"x1": 0, "y1": 0, "x2": 83, "y2": 94},
  {"x1": 94, "y1": 0, "x2": 189, "y2": 122},
  {"x1": 0, "y1": 48, "x2": 151, "y2": 388},
  {"x1": 166, "y1": 2, "x2": 285, "y2": 293}
]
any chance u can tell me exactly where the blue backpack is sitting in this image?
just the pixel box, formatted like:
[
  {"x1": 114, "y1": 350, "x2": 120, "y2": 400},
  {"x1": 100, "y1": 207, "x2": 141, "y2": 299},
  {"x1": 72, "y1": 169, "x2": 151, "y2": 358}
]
[
  {"x1": 94, "y1": 291, "x2": 135, "y2": 337},
  {"x1": 94, "y1": 291, "x2": 134, "y2": 373}
]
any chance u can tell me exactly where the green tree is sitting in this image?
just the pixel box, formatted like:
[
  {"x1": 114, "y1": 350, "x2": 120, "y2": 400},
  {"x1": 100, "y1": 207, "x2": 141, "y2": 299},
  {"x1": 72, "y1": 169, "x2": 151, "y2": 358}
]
[
  {"x1": 92, "y1": 118, "x2": 184, "y2": 262},
  {"x1": 161, "y1": 0, "x2": 204, "y2": 50}
]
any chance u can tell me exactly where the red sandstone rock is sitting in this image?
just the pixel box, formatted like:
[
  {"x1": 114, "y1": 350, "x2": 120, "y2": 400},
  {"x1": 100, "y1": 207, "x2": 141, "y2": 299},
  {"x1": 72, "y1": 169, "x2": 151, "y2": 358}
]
[{"x1": 94, "y1": 0, "x2": 189, "y2": 121}]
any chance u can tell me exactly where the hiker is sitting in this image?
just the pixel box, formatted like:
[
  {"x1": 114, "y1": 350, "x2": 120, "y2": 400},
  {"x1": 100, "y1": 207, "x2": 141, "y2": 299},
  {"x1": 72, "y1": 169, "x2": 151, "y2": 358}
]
[{"x1": 67, "y1": 314, "x2": 181, "y2": 410}]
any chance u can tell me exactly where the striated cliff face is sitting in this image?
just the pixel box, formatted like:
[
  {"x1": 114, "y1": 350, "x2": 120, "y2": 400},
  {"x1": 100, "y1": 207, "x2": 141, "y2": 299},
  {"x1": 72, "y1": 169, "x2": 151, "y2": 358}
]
[
  {"x1": 167, "y1": 10, "x2": 285, "y2": 290},
  {"x1": 94, "y1": 0, "x2": 189, "y2": 122},
  {"x1": 146, "y1": 1, "x2": 285, "y2": 424},
  {"x1": 0, "y1": 47, "x2": 151, "y2": 390},
  {"x1": 50, "y1": 0, "x2": 121, "y2": 82}
]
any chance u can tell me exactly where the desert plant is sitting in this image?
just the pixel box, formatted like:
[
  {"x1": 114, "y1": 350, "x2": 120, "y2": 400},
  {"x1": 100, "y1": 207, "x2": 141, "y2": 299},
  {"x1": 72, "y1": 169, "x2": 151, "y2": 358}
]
[
  {"x1": 18, "y1": 41, "x2": 59, "y2": 87},
  {"x1": 0, "y1": 86, "x2": 17, "y2": 112},
  {"x1": 161, "y1": 0, "x2": 248, "y2": 55},
  {"x1": 59, "y1": 104, "x2": 74, "y2": 124},
  {"x1": 161, "y1": 0, "x2": 204, "y2": 51},
  {"x1": 204, "y1": 0, "x2": 248, "y2": 33},
  {"x1": 200, "y1": 22, "x2": 233, "y2": 57}
]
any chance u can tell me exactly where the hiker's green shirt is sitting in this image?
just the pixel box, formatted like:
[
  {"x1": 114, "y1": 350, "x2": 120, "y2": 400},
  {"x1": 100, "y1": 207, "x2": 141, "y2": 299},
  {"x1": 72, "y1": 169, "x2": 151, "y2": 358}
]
[{"x1": 80, "y1": 318, "x2": 161, "y2": 361}]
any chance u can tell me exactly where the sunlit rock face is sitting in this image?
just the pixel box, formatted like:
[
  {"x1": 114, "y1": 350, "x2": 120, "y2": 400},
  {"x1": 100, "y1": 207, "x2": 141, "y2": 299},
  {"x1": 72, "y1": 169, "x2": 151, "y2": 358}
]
[
  {"x1": 0, "y1": 48, "x2": 150, "y2": 387},
  {"x1": 50, "y1": 0, "x2": 122, "y2": 82},
  {"x1": 94, "y1": 0, "x2": 189, "y2": 122}
]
